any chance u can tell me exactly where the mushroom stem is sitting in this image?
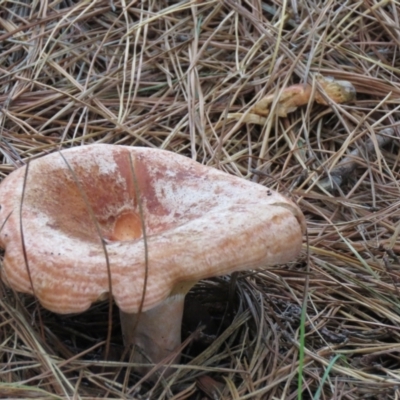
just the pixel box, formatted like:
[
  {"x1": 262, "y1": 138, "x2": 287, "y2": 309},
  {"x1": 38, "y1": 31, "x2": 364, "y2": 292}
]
[{"x1": 119, "y1": 294, "x2": 186, "y2": 376}]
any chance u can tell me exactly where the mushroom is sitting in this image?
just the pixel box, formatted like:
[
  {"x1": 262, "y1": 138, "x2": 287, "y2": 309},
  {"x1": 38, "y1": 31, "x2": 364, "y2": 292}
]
[
  {"x1": 228, "y1": 75, "x2": 356, "y2": 124},
  {"x1": 0, "y1": 144, "x2": 305, "y2": 376},
  {"x1": 251, "y1": 75, "x2": 356, "y2": 118}
]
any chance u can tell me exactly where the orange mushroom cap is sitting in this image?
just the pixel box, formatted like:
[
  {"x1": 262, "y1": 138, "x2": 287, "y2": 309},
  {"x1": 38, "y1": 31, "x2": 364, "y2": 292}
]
[{"x1": 0, "y1": 145, "x2": 305, "y2": 315}]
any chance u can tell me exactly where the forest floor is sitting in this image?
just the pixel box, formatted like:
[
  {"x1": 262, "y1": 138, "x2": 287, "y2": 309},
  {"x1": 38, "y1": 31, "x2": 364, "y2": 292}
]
[{"x1": 0, "y1": 1, "x2": 399, "y2": 399}]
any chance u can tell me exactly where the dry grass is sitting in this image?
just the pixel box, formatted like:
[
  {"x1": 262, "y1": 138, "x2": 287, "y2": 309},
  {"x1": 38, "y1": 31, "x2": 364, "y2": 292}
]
[{"x1": 0, "y1": 0, "x2": 400, "y2": 399}]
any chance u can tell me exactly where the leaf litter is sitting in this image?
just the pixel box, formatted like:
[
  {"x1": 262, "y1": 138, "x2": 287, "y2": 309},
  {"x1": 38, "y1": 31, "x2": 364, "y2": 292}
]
[{"x1": 0, "y1": 1, "x2": 399, "y2": 399}]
